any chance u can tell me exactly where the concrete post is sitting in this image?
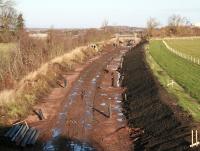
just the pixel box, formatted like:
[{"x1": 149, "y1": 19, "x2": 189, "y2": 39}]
[{"x1": 196, "y1": 130, "x2": 198, "y2": 143}]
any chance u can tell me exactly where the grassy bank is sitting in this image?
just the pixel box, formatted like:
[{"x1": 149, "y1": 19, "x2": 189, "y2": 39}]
[
  {"x1": 122, "y1": 44, "x2": 189, "y2": 150},
  {"x1": 0, "y1": 30, "x2": 113, "y2": 91},
  {"x1": 149, "y1": 40, "x2": 200, "y2": 100},
  {"x1": 147, "y1": 41, "x2": 200, "y2": 121},
  {"x1": 0, "y1": 39, "x2": 116, "y2": 120}
]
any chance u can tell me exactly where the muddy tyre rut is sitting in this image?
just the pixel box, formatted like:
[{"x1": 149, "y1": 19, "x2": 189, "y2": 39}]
[
  {"x1": 42, "y1": 46, "x2": 131, "y2": 151},
  {"x1": 1, "y1": 42, "x2": 196, "y2": 151}
]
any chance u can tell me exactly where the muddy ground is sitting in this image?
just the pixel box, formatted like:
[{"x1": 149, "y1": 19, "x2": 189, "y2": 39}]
[
  {"x1": 1, "y1": 41, "x2": 200, "y2": 151},
  {"x1": 0, "y1": 44, "x2": 132, "y2": 151},
  {"x1": 121, "y1": 42, "x2": 198, "y2": 151}
]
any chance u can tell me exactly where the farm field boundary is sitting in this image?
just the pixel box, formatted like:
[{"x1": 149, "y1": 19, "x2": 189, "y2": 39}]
[
  {"x1": 163, "y1": 40, "x2": 200, "y2": 65},
  {"x1": 149, "y1": 40, "x2": 200, "y2": 112},
  {"x1": 146, "y1": 45, "x2": 200, "y2": 121},
  {"x1": 152, "y1": 36, "x2": 200, "y2": 40}
]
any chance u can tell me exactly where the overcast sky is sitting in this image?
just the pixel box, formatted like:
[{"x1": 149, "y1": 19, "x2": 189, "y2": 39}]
[{"x1": 15, "y1": 0, "x2": 200, "y2": 28}]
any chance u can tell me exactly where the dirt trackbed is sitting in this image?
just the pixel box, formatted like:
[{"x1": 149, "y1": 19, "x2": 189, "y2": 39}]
[{"x1": 121, "y1": 43, "x2": 192, "y2": 151}]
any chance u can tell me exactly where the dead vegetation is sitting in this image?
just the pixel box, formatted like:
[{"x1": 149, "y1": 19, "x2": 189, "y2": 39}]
[
  {"x1": 0, "y1": 29, "x2": 116, "y2": 119},
  {"x1": 146, "y1": 14, "x2": 200, "y2": 38},
  {"x1": 0, "y1": 29, "x2": 113, "y2": 90}
]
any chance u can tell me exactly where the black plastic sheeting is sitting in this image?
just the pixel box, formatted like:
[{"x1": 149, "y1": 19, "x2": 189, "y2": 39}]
[{"x1": 4, "y1": 123, "x2": 40, "y2": 147}]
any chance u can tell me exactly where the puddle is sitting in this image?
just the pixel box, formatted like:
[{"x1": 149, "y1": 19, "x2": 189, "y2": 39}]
[
  {"x1": 43, "y1": 50, "x2": 126, "y2": 151},
  {"x1": 85, "y1": 123, "x2": 92, "y2": 129},
  {"x1": 43, "y1": 73, "x2": 87, "y2": 150},
  {"x1": 113, "y1": 106, "x2": 122, "y2": 112},
  {"x1": 43, "y1": 140, "x2": 96, "y2": 151},
  {"x1": 72, "y1": 92, "x2": 78, "y2": 96},
  {"x1": 116, "y1": 72, "x2": 121, "y2": 87},
  {"x1": 43, "y1": 141, "x2": 55, "y2": 151},
  {"x1": 66, "y1": 141, "x2": 96, "y2": 151},
  {"x1": 78, "y1": 79, "x2": 84, "y2": 83},
  {"x1": 114, "y1": 96, "x2": 119, "y2": 100},
  {"x1": 52, "y1": 128, "x2": 62, "y2": 138},
  {"x1": 92, "y1": 78, "x2": 96, "y2": 83},
  {"x1": 100, "y1": 103, "x2": 106, "y2": 106},
  {"x1": 117, "y1": 118, "x2": 123, "y2": 122},
  {"x1": 118, "y1": 113, "x2": 123, "y2": 116},
  {"x1": 114, "y1": 105, "x2": 121, "y2": 109}
]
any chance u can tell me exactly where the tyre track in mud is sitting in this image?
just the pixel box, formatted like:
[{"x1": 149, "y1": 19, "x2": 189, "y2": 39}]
[
  {"x1": 121, "y1": 43, "x2": 192, "y2": 151},
  {"x1": 0, "y1": 45, "x2": 130, "y2": 151},
  {"x1": 43, "y1": 47, "x2": 124, "y2": 151}
]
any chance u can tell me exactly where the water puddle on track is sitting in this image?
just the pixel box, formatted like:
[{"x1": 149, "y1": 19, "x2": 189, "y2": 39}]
[
  {"x1": 66, "y1": 141, "x2": 95, "y2": 151},
  {"x1": 43, "y1": 54, "x2": 114, "y2": 151},
  {"x1": 43, "y1": 49, "x2": 128, "y2": 151},
  {"x1": 43, "y1": 69, "x2": 97, "y2": 151}
]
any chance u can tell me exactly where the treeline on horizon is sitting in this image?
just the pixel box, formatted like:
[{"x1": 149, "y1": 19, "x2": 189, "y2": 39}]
[
  {"x1": 0, "y1": 0, "x2": 117, "y2": 92},
  {"x1": 146, "y1": 14, "x2": 200, "y2": 37}
]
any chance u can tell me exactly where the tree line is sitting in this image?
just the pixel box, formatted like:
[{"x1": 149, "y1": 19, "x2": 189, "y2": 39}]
[
  {"x1": 146, "y1": 14, "x2": 200, "y2": 37},
  {"x1": 0, "y1": 0, "x2": 24, "y2": 42}
]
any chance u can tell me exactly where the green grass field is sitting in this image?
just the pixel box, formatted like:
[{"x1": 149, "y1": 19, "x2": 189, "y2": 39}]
[
  {"x1": 146, "y1": 44, "x2": 200, "y2": 121},
  {"x1": 166, "y1": 38, "x2": 200, "y2": 58},
  {"x1": 149, "y1": 40, "x2": 200, "y2": 120}
]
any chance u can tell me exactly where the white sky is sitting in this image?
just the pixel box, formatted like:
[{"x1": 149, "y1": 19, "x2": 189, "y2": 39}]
[{"x1": 15, "y1": 0, "x2": 200, "y2": 28}]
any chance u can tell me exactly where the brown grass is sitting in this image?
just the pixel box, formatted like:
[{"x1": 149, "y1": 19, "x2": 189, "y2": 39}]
[
  {"x1": 0, "y1": 37, "x2": 117, "y2": 119},
  {"x1": 0, "y1": 29, "x2": 113, "y2": 91}
]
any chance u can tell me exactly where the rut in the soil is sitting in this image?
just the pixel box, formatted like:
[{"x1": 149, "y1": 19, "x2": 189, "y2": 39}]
[
  {"x1": 121, "y1": 43, "x2": 191, "y2": 151},
  {"x1": 43, "y1": 49, "x2": 121, "y2": 151}
]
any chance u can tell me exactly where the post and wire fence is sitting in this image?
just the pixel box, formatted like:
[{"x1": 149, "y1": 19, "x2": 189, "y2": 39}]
[{"x1": 162, "y1": 40, "x2": 200, "y2": 66}]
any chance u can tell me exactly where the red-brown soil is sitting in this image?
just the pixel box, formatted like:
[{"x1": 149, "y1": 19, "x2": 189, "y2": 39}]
[
  {"x1": 1, "y1": 41, "x2": 199, "y2": 151},
  {"x1": 0, "y1": 44, "x2": 132, "y2": 151}
]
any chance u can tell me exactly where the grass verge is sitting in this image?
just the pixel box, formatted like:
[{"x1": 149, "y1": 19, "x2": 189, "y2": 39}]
[
  {"x1": 149, "y1": 40, "x2": 200, "y2": 101},
  {"x1": 145, "y1": 44, "x2": 200, "y2": 121}
]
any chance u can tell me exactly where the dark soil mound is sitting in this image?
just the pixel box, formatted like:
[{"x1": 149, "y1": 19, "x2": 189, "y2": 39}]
[{"x1": 121, "y1": 43, "x2": 191, "y2": 151}]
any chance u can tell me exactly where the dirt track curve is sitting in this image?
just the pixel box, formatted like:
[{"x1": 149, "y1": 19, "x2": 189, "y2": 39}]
[
  {"x1": 0, "y1": 44, "x2": 132, "y2": 151},
  {"x1": 41, "y1": 45, "x2": 131, "y2": 151}
]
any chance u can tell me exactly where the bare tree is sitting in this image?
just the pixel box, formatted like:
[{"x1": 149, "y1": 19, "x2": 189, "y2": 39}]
[
  {"x1": 168, "y1": 14, "x2": 189, "y2": 27},
  {"x1": 146, "y1": 17, "x2": 160, "y2": 37},
  {"x1": 0, "y1": 6, "x2": 17, "y2": 29},
  {"x1": 0, "y1": 0, "x2": 15, "y2": 7},
  {"x1": 102, "y1": 19, "x2": 109, "y2": 28},
  {"x1": 0, "y1": 0, "x2": 17, "y2": 42},
  {"x1": 16, "y1": 13, "x2": 24, "y2": 31},
  {"x1": 167, "y1": 14, "x2": 190, "y2": 35},
  {"x1": 101, "y1": 19, "x2": 109, "y2": 32}
]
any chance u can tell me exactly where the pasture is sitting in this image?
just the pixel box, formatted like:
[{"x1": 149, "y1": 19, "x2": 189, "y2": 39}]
[
  {"x1": 165, "y1": 38, "x2": 200, "y2": 58},
  {"x1": 149, "y1": 40, "x2": 200, "y2": 120}
]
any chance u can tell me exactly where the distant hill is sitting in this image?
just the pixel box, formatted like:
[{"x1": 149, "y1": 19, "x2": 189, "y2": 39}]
[
  {"x1": 101, "y1": 26, "x2": 145, "y2": 33},
  {"x1": 26, "y1": 26, "x2": 145, "y2": 33}
]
